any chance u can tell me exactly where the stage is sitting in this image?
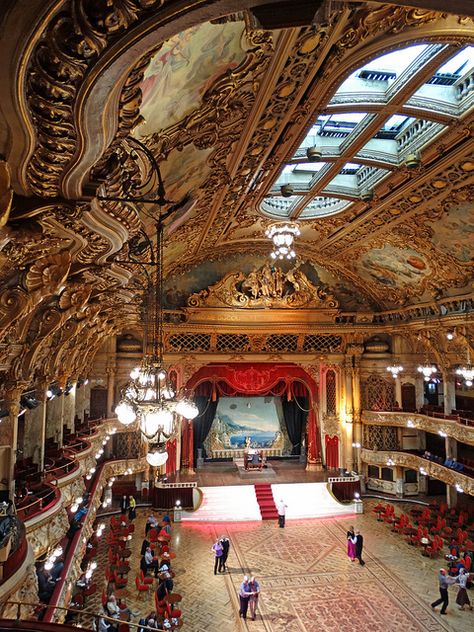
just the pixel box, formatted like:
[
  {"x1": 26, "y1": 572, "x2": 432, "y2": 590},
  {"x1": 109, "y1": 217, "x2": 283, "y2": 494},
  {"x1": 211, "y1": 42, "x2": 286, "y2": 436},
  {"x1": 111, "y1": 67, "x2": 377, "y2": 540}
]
[
  {"x1": 180, "y1": 480, "x2": 357, "y2": 522},
  {"x1": 169, "y1": 459, "x2": 332, "y2": 487}
]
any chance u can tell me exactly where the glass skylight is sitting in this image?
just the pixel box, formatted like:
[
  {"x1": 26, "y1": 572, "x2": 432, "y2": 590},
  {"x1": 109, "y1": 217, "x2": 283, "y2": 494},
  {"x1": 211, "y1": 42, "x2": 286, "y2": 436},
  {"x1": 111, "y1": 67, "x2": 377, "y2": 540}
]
[
  {"x1": 435, "y1": 46, "x2": 474, "y2": 76},
  {"x1": 260, "y1": 42, "x2": 471, "y2": 223},
  {"x1": 293, "y1": 162, "x2": 325, "y2": 173}
]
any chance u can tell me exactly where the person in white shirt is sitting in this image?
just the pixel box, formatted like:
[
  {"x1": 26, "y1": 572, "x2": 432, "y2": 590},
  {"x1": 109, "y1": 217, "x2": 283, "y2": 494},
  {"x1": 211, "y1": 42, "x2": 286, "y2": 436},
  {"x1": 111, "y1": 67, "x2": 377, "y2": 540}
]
[{"x1": 277, "y1": 499, "x2": 287, "y2": 528}]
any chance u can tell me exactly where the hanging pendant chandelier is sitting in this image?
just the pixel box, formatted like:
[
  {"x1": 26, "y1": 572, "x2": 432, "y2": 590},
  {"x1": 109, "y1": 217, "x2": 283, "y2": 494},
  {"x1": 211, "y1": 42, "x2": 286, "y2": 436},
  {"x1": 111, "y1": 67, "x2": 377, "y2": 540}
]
[
  {"x1": 265, "y1": 222, "x2": 300, "y2": 260},
  {"x1": 112, "y1": 139, "x2": 198, "y2": 461},
  {"x1": 456, "y1": 337, "x2": 474, "y2": 387},
  {"x1": 417, "y1": 363, "x2": 437, "y2": 381},
  {"x1": 386, "y1": 364, "x2": 403, "y2": 378}
]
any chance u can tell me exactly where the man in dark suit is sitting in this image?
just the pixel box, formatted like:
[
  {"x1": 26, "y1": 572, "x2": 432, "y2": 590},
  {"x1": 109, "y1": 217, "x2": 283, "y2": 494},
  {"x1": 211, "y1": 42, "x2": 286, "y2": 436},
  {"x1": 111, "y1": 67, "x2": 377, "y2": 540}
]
[
  {"x1": 219, "y1": 535, "x2": 230, "y2": 571},
  {"x1": 355, "y1": 530, "x2": 365, "y2": 565}
]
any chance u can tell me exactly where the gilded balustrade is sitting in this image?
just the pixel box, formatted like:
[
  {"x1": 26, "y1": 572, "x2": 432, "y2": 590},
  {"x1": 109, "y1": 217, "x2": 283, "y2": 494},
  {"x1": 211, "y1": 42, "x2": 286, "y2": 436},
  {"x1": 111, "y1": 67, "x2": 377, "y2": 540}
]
[
  {"x1": 362, "y1": 410, "x2": 474, "y2": 447},
  {"x1": 360, "y1": 448, "x2": 474, "y2": 496}
]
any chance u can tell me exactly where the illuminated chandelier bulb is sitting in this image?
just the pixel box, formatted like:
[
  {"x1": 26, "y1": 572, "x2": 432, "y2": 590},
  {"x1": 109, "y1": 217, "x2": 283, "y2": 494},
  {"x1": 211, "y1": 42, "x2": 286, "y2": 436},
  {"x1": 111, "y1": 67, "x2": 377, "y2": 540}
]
[
  {"x1": 115, "y1": 401, "x2": 136, "y2": 425},
  {"x1": 176, "y1": 399, "x2": 199, "y2": 419},
  {"x1": 146, "y1": 449, "x2": 169, "y2": 467},
  {"x1": 387, "y1": 365, "x2": 403, "y2": 378}
]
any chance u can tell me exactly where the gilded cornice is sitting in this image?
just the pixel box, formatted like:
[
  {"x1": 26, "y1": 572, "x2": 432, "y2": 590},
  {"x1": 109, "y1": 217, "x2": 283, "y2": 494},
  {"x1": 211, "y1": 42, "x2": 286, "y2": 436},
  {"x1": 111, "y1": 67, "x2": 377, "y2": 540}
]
[
  {"x1": 362, "y1": 410, "x2": 474, "y2": 447},
  {"x1": 360, "y1": 448, "x2": 474, "y2": 496}
]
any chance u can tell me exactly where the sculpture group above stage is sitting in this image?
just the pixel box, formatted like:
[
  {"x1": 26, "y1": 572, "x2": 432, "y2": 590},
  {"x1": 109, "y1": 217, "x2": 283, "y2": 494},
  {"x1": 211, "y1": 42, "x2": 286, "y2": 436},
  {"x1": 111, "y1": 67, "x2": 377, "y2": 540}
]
[{"x1": 187, "y1": 262, "x2": 339, "y2": 309}]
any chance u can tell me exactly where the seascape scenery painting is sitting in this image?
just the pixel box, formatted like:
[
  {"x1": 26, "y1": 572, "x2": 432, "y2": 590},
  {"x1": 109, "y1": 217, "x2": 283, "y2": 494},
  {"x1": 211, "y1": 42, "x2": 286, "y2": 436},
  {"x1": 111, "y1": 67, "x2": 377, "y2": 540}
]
[{"x1": 211, "y1": 396, "x2": 282, "y2": 449}]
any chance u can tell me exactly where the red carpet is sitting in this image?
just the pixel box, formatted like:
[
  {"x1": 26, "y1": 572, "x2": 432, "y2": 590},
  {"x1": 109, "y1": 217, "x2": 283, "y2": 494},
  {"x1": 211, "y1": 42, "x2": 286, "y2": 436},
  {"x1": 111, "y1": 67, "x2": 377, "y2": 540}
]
[{"x1": 254, "y1": 483, "x2": 278, "y2": 520}]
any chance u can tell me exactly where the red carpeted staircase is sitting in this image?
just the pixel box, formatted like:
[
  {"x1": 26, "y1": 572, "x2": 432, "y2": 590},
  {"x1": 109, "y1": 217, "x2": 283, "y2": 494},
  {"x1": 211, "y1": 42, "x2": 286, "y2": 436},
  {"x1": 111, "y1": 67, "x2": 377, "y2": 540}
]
[{"x1": 254, "y1": 483, "x2": 278, "y2": 520}]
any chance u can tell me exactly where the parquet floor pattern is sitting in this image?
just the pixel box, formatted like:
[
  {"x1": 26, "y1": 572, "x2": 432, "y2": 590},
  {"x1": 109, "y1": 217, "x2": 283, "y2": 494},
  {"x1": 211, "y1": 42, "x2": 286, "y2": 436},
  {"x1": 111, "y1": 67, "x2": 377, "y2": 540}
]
[{"x1": 79, "y1": 503, "x2": 473, "y2": 632}]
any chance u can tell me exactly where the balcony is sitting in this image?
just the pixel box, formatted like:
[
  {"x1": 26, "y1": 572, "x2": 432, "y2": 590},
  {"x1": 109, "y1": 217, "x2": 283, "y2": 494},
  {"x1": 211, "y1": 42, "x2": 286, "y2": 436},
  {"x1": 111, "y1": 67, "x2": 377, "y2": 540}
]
[
  {"x1": 362, "y1": 410, "x2": 474, "y2": 446},
  {"x1": 360, "y1": 449, "x2": 474, "y2": 496}
]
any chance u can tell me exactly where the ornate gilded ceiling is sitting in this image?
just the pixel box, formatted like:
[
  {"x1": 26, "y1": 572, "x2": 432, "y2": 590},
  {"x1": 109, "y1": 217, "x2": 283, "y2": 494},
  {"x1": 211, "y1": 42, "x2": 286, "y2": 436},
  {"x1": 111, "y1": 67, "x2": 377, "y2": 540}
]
[{"x1": 0, "y1": 0, "x2": 474, "y2": 386}]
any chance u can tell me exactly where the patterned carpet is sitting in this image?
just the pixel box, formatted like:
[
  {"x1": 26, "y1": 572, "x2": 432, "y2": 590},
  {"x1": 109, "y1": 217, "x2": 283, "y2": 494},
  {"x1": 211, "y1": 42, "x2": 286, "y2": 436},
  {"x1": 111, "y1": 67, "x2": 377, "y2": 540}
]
[{"x1": 76, "y1": 501, "x2": 473, "y2": 632}]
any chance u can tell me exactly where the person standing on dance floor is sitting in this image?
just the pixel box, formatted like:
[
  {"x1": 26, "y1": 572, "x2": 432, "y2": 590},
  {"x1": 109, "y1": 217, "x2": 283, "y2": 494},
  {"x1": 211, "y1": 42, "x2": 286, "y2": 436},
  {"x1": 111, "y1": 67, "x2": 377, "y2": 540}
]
[
  {"x1": 455, "y1": 568, "x2": 472, "y2": 610},
  {"x1": 431, "y1": 568, "x2": 455, "y2": 615},
  {"x1": 211, "y1": 538, "x2": 224, "y2": 575},
  {"x1": 346, "y1": 525, "x2": 356, "y2": 561},
  {"x1": 239, "y1": 575, "x2": 252, "y2": 620},
  {"x1": 128, "y1": 495, "x2": 136, "y2": 521},
  {"x1": 277, "y1": 499, "x2": 287, "y2": 528},
  {"x1": 355, "y1": 529, "x2": 365, "y2": 566},
  {"x1": 219, "y1": 535, "x2": 230, "y2": 571},
  {"x1": 248, "y1": 576, "x2": 260, "y2": 621}
]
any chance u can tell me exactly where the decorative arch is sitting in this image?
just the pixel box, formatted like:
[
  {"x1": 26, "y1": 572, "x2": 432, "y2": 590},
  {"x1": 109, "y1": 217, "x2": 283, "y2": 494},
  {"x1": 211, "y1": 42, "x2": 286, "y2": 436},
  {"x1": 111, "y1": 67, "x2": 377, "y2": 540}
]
[{"x1": 186, "y1": 363, "x2": 322, "y2": 470}]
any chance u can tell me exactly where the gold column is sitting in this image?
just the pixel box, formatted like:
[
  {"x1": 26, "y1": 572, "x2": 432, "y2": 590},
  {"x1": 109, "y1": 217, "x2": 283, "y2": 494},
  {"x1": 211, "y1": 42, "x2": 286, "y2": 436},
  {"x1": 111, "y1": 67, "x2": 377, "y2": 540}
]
[{"x1": 343, "y1": 357, "x2": 353, "y2": 472}]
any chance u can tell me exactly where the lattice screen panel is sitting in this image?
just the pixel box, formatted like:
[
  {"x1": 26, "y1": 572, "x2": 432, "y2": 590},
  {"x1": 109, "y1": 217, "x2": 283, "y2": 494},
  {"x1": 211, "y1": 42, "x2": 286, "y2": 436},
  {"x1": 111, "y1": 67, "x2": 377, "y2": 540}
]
[
  {"x1": 363, "y1": 425, "x2": 399, "y2": 451},
  {"x1": 303, "y1": 334, "x2": 342, "y2": 352},
  {"x1": 216, "y1": 334, "x2": 250, "y2": 352},
  {"x1": 114, "y1": 431, "x2": 145, "y2": 459},
  {"x1": 168, "y1": 333, "x2": 211, "y2": 352},
  {"x1": 326, "y1": 369, "x2": 337, "y2": 415},
  {"x1": 265, "y1": 334, "x2": 298, "y2": 352},
  {"x1": 363, "y1": 374, "x2": 395, "y2": 411}
]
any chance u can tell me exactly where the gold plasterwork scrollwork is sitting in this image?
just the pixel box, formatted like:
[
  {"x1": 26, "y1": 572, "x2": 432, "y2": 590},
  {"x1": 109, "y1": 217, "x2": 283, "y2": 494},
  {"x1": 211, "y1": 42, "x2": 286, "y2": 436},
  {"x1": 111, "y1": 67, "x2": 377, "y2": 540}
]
[
  {"x1": 187, "y1": 263, "x2": 339, "y2": 310},
  {"x1": 362, "y1": 411, "x2": 474, "y2": 447},
  {"x1": 360, "y1": 449, "x2": 474, "y2": 497},
  {"x1": 321, "y1": 414, "x2": 341, "y2": 437},
  {"x1": 336, "y1": 6, "x2": 445, "y2": 52},
  {"x1": 0, "y1": 160, "x2": 13, "y2": 228}
]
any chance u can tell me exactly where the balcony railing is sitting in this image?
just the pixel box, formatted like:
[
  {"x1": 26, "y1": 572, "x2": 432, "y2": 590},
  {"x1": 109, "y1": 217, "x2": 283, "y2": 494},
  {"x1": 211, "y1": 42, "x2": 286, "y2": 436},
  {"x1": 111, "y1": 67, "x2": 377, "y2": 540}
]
[
  {"x1": 360, "y1": 449, "x2": 474, "y2": 496},
  {"x1": 362, "y1": 410, "x2": 474, "y2": 446}
]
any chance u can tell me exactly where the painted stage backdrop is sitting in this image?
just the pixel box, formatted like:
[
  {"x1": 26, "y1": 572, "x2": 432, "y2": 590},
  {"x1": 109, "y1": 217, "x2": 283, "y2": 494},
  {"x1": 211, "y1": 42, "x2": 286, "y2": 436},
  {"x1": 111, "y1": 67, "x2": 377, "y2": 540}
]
[{"x1": 204, "y1": 396, "x2": 289, "y2": 454}]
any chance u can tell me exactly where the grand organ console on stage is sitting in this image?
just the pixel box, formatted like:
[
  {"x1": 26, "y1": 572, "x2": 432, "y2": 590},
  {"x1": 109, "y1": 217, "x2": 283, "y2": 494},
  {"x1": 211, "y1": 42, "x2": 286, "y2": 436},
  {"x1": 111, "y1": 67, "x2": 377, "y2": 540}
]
[{"x1": 244, "y1": 448, "x2": 266, "y2": 471}]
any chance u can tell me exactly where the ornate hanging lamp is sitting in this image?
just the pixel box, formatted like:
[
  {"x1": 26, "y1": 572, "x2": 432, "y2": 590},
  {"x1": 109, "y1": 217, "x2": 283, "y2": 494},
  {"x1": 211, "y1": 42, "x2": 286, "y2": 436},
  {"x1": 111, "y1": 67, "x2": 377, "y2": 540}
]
[
  {"x1": 265, "y1": 222, "x2": 300, "y2": 260},
  {"x1": 110, "y1": 138, "x2": 198, "y2": 464},
  {"x1": 456, "y1": 331, "x2": 474, "y2": 387}
]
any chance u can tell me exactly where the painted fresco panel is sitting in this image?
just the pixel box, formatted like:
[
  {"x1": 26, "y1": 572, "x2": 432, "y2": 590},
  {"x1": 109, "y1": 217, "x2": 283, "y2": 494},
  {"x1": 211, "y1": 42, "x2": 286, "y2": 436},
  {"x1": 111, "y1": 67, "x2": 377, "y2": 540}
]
[
  {"x1": 163, "y1": 254, "x2": 375, "y2": 310},
  {"x1": 356, "y1": 245, "x2": 431, "y2": 287},
  {"x1": 429, "y1": 202, "x2": 474, "y2": 262},
  {"x1": 136, "y1": 21, "x2": 247, "y2": 135}
]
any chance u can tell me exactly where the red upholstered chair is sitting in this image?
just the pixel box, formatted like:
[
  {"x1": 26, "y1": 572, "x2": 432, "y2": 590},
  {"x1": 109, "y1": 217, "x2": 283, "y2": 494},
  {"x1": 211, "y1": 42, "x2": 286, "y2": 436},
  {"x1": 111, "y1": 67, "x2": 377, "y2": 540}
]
[
  {"x1": 149, "y1": 528, "x2": 158, "y2": 543},
  {"x1": 101, "y1": 588, "x2": 108, "y2": 608},
  {"x1": 84, "y1": 582, "x2": 97, "y2": 596},
  {"x1": 70, "y1": 593, "x2": 84, "y2": 610},
  {"x1": 464, "y1": 555, "x2": 472, "y2": 572},
  {"x1": 140, "y1": 569, "x2": 154, "y2": 585},
  {"x1": 114, "y1": 570, "x2": 128, "y2": 589},
  {"x1": 118, "y1": 624, "x2": 130, "y2": 632},
  {"x1": 135, "y1": 575, "x2": 149, "y2": 598},
  {"x1": 170, "y1": 608, "x2": 182, "y2": 618}
]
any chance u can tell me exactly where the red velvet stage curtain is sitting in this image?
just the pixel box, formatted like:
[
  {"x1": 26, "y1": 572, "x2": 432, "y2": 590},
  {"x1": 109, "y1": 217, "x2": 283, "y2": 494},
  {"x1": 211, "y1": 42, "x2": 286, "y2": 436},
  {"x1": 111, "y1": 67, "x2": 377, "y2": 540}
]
[
  {"x1": 186, "y1": 363, "x2": 322, "y2": 466},
  {"x1": 325, "y1": 435, "x2": 339, "y2": 469},
  {"x1": 166, "y1": 439, "x2": 177, "y2": 476}
]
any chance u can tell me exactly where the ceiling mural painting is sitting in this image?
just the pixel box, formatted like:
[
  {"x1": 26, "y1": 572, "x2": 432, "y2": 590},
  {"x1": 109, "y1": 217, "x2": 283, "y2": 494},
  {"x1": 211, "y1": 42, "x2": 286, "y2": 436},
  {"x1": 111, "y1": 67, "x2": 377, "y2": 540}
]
[
  {"x1": 355, "y1": 245, "x2": 431, "y2": 289},
  {"x1": 429, "y1": 200, "x2": 474, "y2": 263},
  {"x1": 162, "y1": 253, "x2": 378, "y2": 311},
  {"x1": 135, "y1": 21, "x2": 249, "y2": 136}
]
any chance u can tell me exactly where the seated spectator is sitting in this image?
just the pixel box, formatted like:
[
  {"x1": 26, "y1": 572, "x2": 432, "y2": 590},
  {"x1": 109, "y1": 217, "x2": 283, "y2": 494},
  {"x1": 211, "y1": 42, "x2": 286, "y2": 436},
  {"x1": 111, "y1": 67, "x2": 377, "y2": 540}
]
[
  {"x1": 50, "y1": 556, "x2": 64, "y2": 581},
  {"x1": 105, "y1": 594, "x2": 120, "y2": 619},
  {"x1": 140, "y1": 537, "x2": 150, "y2": 556},
  {"x1": 73, "y1": 505, "x2": 88, "y2": 522},
  {"x1": 144, "y1": 546, "x2": 159, "y2": 577},
  {"x1": 97, "y1": 611, "x2": 118, "y2": 632},
  {"x1": 67, "y1": 519, "x2": 82, "y2": 539},
  {"x1": 145, "y1": 512, "x2": 158, "y2": 535},
  {"x1": 444, "y1": 457, "x2": 453, "y2": 467},
  {"x1": 37, "y1": 568, "x2": 56, "y2": 602},
  {"x1": 156, "y1": 573, "x2": 174, "y2": 601}
]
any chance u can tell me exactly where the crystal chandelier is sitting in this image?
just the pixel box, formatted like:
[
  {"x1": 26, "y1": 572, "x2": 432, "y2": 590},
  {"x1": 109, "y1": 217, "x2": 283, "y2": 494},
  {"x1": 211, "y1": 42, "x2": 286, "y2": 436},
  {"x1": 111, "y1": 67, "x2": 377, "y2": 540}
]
[
  {"x1": 417, "y1": 363, "x2": 437, "y2": 381},
  {"x1": 456, "y1": 341, "x2": 474, "y2": 387},
  {"x1": 112, "y1": 139, "x2": 198, "y2": 463},
  {"x1": 386, "y1": 364, "x2": 403, "y2": 378},
  {"x1": 265, "y1": 222, "x2": 300, "y2": 260}
]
